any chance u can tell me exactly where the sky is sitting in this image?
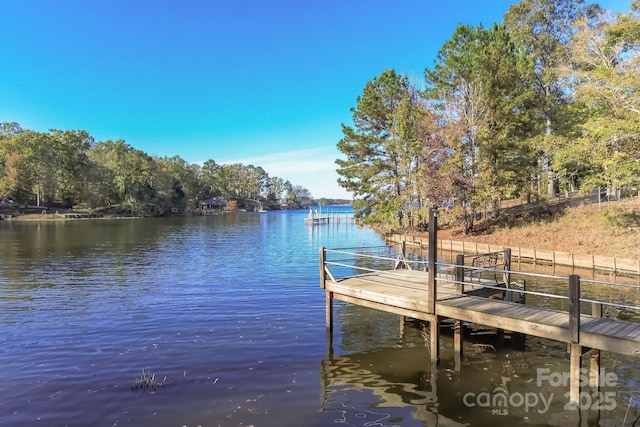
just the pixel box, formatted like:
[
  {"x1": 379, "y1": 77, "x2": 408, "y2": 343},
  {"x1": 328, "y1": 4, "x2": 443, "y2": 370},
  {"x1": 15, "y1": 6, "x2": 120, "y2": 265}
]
[{"x1": 1, "y1": 0, "x2": 632, "y2": 199}]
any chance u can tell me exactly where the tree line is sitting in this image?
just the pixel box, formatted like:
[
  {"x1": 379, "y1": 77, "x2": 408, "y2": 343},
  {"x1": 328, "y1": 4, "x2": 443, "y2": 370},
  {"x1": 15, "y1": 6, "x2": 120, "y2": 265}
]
[
  {"x1": 0, "y1": 123, "x2": 315, "y2": 214},
  {"x1": 337, "y1": 0, "x2": 640, "y2": 233}
]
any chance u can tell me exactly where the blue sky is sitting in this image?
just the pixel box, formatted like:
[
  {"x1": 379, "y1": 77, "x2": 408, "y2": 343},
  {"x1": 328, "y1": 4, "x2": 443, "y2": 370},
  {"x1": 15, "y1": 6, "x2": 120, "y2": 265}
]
[{"x1": 1, "y1": 0, "x2": 631, "y2": 199}]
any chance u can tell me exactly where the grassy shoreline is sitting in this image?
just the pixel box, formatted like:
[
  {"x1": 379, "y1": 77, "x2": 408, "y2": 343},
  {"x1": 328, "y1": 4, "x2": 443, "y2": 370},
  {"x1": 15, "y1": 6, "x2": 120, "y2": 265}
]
[{"x1": 432, "y1": 198, "x2": 640, "y2": 260}]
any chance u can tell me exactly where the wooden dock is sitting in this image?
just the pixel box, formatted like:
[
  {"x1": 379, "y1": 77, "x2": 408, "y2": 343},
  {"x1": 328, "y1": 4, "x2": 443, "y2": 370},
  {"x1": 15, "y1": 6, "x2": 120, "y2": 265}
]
[
  {"x1": 322, "y1": 269, "x2": 640, "y2": 357},
  {"x1": 305, "y1": 215, "x2": 331, "y2": 224},
  {"x1": 319, "y1": 208, "x2": 640, "y2": 405},
  {"x1": 305, "y1": 208, "x2": 353, "y2": 225}
]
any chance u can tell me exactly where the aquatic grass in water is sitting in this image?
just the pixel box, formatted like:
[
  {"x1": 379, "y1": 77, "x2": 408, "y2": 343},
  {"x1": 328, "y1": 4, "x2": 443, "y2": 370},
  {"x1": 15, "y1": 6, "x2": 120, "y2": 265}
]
[
  {"x1": 472, "y1": 343, "x2": 497, "y2": 353},
  {"x1": 131, "y1": 370, "x2": 165, "y2": 394}
]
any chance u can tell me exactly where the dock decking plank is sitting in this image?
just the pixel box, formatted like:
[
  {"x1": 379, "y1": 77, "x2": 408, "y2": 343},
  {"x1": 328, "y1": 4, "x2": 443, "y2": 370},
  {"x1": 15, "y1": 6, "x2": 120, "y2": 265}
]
[
  {"x1": 615, "y1": 323, "x2": 640, "y2": 339},
  {"x1": 586, "y1": 318, "x2": 626, "y2": 336}
]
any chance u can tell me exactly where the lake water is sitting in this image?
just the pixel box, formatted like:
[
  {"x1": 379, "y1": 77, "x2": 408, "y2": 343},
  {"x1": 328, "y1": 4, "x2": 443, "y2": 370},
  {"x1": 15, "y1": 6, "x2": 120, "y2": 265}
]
[{"x1": 0, "y1": 210, "x2": 638, "y2": 426}]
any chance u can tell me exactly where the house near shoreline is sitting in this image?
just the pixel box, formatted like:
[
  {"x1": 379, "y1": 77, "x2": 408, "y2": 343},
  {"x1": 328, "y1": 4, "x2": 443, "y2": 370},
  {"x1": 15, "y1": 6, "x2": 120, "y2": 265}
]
[{"x1": 198, "y1": 197, "x2": 227, "y2": 212}]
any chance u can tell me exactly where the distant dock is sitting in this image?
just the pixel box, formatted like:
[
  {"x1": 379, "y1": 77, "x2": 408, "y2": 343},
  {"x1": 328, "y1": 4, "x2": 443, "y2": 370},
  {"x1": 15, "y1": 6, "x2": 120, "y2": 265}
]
[{"x1": 304, "y1": 208, "x2": 353, "y2": 225}]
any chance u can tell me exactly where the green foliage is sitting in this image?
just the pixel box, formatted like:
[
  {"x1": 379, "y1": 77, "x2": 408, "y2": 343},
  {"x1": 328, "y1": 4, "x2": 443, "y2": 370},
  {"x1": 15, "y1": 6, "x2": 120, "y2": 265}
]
[
  {"x1": 337, "y1": 69, "x2": 431, "y2": 230},
  {"x1": 337, "y1": 0, "x2": 640, "y2": 234},
  {"x1": 0, "y1": 123, "x2": 311, "y2": 213},
  {"x1": 425, "y1": 23, "x2": 537, "y2": 232},
  {"x1": 566, "y1": 5, "x2": 640, "y2": 192},
  {"x1": 504, "y1": 0, "x2": 590, "y2": 197}
]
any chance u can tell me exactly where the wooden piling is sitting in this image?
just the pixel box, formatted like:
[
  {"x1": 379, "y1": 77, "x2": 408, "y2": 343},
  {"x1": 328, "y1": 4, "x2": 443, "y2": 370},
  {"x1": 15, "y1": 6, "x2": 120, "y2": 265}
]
[
  {"x1": 326, "y1": 291, "x2": 333, "y2": 332},
  {"x1": 453, "y1": 319, "x2": 463, "y2": 371},
  {"x1": 503, "y1": 248, "x2": 511, "y2": 289},
  {"x1": 569, "y1": 275, "x2": 581, "y2": 344},
  {"x1": 455, "y1": 254, "x2": 465, "y2": 294},
  {"x1": 427, "y1": 207, "x2": 437, "y2": 315},
  {"x1": 568, "y1": 275, "x2": 581, "y2": 404},
  {"x1": 590, "y1": 299, "x2": 603, "y2": 389},
  {"x1": 428, "y1": 208, "x2": 439, "y2": 366},
  {"x1": 493, "y1": 248, "x2": 512, "y2": 345},
  {"x1": 569, "y1": 342, "x2": 582, "y2": 405},
  {"x1": 592, "y1": 301, "x2": 602, "y2": 318},
  {"x1": 319, "y1": 247, "x2": 327, "y2": 289},
  {"x1": 510, "y1": 278, "x2": 527, "y2": 350},
  {"x1": 589, "y1": 349, "x2": 601, "y2": 390},
  {"x1": 430, "y1": 315, "x2": 440, "y2": 366}
]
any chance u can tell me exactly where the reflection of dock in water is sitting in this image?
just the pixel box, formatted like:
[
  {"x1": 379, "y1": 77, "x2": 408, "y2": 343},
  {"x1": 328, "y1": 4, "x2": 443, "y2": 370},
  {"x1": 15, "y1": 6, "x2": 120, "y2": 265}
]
[
  {"x1": 320, "y1": 303, "x2": 503, "y2": 426},
  {"x1": 320, "y1": 322, "x2": 539, "y2": 427},
  {"x1": 321, "y1": 304, "x2": 612, "y2": 426},
  {"x1": 321, "y1": 347, "x2": 461, "y2": 427}
]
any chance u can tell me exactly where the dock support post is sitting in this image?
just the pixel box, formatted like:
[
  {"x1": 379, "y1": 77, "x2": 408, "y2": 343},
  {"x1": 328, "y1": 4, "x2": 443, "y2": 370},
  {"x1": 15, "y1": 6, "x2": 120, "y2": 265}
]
[
  {"x1": 503, "y1": 248, "x2": 511, "y2": 288},
  {"x1": 427, "y1": 207, "x2": 438, "y2": 314},
  {"x1": 569, "y1": 343, "x2": 582, "y2": 405},
  {"x1": 509, "y1": 279, "x2": 526, "y2": 349},
  {"x1": 326, "y1": 291, "x2": 334, "y2": 332},
  {"x1": 569, "y1": 275, "x2": 581, "y2": 345},
  {"x1": 321, "y1": 246, "x2": 333, "y2": 332},
  {"x1": 495, "y1": 249, "x2": 511, "y2": 345},
  {"x1": 591, "y1": 301, "x2": 602, "y2": 318},
  {"x1": 568, "y1": 274, "x2": 581, "y2": 404},
  {"x1": 453, "y1": 319, "x2": 463, "y2": 371},
  {"x1": 590, "y1": 302, "x2": 602, "y2": 389},
  {"x1": 455, "y1": 254, "x2": 465, "y2": 294},
  {"x1": 427, "y1": 207, "x2": 440, "y2": 367},
  {"x1": 429, "y1": 315, "x2": 440, "y2": 367},
  {"x1": 589, "y1": 349, "x2": 600, "y2": 390},
  {"x1": 319, "y1": 247, "x2": 327, "y2": 289}
]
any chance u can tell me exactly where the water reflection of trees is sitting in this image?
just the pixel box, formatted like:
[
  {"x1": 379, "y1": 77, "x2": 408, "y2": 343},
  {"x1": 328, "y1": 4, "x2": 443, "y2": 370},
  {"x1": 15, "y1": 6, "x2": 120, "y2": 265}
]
[{"x1": 0, "y1": 218, "x2": 183, "y2": 288}]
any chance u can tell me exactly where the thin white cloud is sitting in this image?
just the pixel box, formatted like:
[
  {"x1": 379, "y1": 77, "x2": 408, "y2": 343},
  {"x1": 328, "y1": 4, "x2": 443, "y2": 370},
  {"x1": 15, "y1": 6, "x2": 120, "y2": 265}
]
[
  {"x1": 215, "y1": 146, "x2": 352, "y2": 200},
  {"x1": 219, "y1": 147, "x2": 336, "y2": 174}
]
